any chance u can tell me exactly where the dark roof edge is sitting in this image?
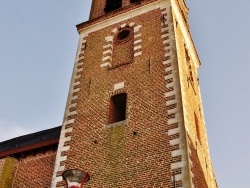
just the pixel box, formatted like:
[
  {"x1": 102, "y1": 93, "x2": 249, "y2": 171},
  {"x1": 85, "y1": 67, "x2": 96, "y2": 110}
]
[
  {"x1": 0, "y1": 138, "x2": 59, "y2": 158},
  {"x1": 0, "y1": 126, "x2": 61, "y2": 158}
]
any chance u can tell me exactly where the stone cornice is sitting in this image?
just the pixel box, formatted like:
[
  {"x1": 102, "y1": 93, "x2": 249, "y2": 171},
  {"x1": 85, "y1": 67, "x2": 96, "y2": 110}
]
[{"x1": 76, "y1": 0, "x2": 169, "y2": 34}]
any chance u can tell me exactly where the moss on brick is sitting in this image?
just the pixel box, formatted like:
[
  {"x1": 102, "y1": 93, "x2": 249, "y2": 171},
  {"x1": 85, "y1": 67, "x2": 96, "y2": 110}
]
[{"x1": 0, "y1": 158, "x2": 16, "y2": 188}]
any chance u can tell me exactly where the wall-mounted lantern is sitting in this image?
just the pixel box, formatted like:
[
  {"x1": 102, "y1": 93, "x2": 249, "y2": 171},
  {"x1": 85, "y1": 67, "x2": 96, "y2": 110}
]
[{"x1": 62, "y1": 169, "x2": 90, "y2": 188}]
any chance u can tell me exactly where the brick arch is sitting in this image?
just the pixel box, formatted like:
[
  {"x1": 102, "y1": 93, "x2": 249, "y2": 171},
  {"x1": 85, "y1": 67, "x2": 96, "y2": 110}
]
[
  {"x1": 108, "y1": 88, "x2": 127, "y2": 97},
  {"x1": 101, "y1": 22, "x2": 142, "y2": 68}
]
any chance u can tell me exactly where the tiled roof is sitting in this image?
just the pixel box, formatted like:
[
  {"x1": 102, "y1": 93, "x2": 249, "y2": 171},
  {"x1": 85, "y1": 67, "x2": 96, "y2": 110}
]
[{"x1": 0, "y1": 126, "x2": 61, "y2": 157}]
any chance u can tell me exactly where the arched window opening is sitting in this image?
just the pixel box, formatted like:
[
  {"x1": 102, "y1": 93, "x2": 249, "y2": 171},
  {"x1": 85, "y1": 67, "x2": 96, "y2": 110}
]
[
  {"x1": 109, "y1": 93, "x2": 127, "y2": 124},
  {"x1": 105, "y1": 0, "x2": 122, "y2": 13}
]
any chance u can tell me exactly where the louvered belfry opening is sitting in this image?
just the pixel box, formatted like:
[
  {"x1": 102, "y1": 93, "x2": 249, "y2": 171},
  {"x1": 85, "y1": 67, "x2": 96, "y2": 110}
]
[{"x1": 104, "y1": 0, "x2": 122, "y2": 13}]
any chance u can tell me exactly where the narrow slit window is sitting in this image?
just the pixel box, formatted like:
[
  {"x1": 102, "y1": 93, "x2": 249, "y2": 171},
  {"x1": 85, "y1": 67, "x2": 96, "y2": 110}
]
[
  {"x1": 109, "y1": 93, "x2": 127, "y2": 124},
  {"x1": 105, "y1": 0, "x2": 122, "y2": 13}
]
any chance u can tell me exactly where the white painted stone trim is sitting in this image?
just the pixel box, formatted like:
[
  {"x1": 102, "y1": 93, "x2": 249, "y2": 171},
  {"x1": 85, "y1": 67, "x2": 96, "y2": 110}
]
[
  {"x1": 76, "y1": 68, "x2": 83, "y2": 73},
  {"x1": 161, "y1": 33, "x2": 169, "y2": 38},
  {"x1": 63, "y1": 119, "x2": 75, "y2": 126},
  {"x1": 73, "y1": 81, "x2": 80, "y2": 87},
  {"x1": 134, "y1": 25, "x2": 142, "y2": 30},
  {"x1": 160, "y1": 5, "x2": 194, "y2": 188},
  {"x1": 77, "y1": 62, "x2": 84, "y2": 66},
  {"x1": 60, "y1": 127, "x2": 73, "y2": 135},
  {"x1": 134, "y1": 51, "x2": 142, "y2": 57},
  {"x1": 100, "y1": 62, "x2": 112, "y2": 68},
  {"x1": 134, "y1": 39, "x2": 142, "y2": 44},
  {"x1": 71, "y1": 95, "x2": 78, "y2": 100},
  {"x1": 114, "y1": 82, "x2": 125, "y2": 90},
  {"x1": 75, "y1": 75, "x2": 81, "y2": 79},
  {"x1": 120, "y1": 23, "x2": 127, "y2": 28},
  {"x1": 102, "y1": 56, "x2": 112, "y2": 61},
  {"x1": 161, "y1": 27, "x2": 169, "y2": 32},
  {"x1": 105, "y1": 36, "x2": 113, "y2": 42},
  {"x1": 52, "y1": 34, "x2": 88, "y2": 187},
  {"x1": 112, "y1": 28, "x2": 118, "y2": 33},
  {"x1": 129, "y1": 22, "x2": 136, "y2": 27},
  {"x1": 54, "y1": 176, "x2": 63, "y2": 183},
  {"x1": 103, "y1": 44, "x2": 113, "y2": 49},
  {"x1": 58, "y1": 165, "x2": 65, "y2": 172},
  {"x1": 134, "y1": 45, "x2": 141, "y2": 51},
  {"x1": 134, "y1": 33, "x2": 141, "y2": 38},
  {"x1": 103, "y1": 49, "x2": 112, "y2": 55},
  {"x1": 68, "y1": 111, "x2": 77, "y2": 116},
  {"x1": 61, "y1": 146, "x2": 70, "y2": 152},
  {"x1": 171, "y1": 160, "x2": 187, "y2": 170}
]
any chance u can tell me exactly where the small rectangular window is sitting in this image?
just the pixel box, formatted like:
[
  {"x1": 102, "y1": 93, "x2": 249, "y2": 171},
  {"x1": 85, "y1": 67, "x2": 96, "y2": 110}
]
[{"x1": 108, "y1": 93, "x2": 127, "y2": 124}]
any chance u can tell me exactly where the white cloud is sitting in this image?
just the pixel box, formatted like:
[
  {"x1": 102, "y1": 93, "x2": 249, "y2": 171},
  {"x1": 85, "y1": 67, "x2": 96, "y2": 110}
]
[{"x1": 0, "y1": 119, "x2": 32, "y2": 142}]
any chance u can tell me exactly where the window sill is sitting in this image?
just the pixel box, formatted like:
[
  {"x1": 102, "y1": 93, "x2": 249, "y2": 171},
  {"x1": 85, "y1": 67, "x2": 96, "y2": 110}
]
[{"x1": 104, "y1": 120, "x2": 127, "y2": 130}]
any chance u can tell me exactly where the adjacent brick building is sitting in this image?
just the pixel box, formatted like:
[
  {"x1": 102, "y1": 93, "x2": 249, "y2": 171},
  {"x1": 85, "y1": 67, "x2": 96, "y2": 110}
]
[
  {"x1": 0, "y1": 127, "x2": 60, "y2": 187},
  {"x1": 0, "y1": 0, "x2": 218, "y2": 187}
]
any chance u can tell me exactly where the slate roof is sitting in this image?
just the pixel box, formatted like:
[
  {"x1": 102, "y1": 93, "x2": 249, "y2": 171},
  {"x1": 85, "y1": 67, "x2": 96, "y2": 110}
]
[{"x1": 0, "y1": 126, "x2": 61, "y2": 156}]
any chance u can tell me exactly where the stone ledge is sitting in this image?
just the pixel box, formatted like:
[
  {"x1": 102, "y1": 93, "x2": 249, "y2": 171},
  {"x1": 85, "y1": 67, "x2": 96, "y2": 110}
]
[{"x1": 104, "y1": 120, "x2": 127, "y2": 130}]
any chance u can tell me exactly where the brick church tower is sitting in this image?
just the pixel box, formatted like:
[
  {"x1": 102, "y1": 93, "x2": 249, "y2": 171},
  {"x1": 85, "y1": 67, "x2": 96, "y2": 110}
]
[{"x1": 52, "y1": 0, "x2": 217, "y2": 187}]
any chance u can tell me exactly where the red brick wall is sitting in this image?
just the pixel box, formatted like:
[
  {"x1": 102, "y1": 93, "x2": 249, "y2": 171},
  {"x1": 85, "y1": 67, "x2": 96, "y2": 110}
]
[
  {"x1": 54, "y1": 1, "x2": 217, "y2": 187},
  {"x1": 112, "y1": 28, "x2": 134, "y2": 67},
  {"x1": 189, "y1": 136, "x2": 209, "y2": 188},
  {"x1": 59, "y1": 9, "x2": 176, "y2": 187},
  {"x1": 173, "y1": 4, "x2": 217, "y2": 186},
  {"x1": 11, "y1": 150, "x2": 56, "y2": 188}
]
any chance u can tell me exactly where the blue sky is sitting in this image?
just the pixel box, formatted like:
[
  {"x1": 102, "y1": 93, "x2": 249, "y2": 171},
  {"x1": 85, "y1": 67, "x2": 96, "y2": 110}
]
[{"x1": 0, "y1": 0, "x2": 250, "y2": 187}]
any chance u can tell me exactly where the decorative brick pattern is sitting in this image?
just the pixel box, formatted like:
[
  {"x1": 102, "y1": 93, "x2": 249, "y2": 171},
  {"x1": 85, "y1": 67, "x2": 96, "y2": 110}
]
[
  {"x1": 101, "y1": 22, "x2": 142, "y2": 68},
  {"x1": 51, "y1": 34, "x2": 89, "y2": 187},
  {"x1": 171, "y1": 0, "x2": 218, "y2": 186},
  {"x1": 161, "y1": 6, "x2": 191, "y2": 188}
]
